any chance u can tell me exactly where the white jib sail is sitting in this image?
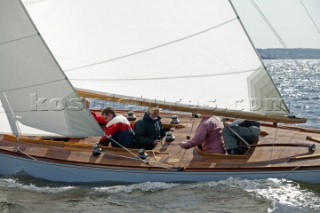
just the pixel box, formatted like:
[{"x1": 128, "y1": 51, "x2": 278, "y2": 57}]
[
  {"x1": 0, "y1": 0, "x2": 104, "y2": 137},
  {"x1": 24, "y1": 0, "x2": 288, "y2": 115}
]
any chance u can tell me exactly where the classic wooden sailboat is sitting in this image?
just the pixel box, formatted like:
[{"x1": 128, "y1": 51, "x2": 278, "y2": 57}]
[{"x1": 1, "y1": 0, "x2": 320, "y2": 184}]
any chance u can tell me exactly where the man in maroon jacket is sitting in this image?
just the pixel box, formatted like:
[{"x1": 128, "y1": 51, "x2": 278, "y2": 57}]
[{"x1": 179, "y1": 116, "x2": 225, "y2": 154}]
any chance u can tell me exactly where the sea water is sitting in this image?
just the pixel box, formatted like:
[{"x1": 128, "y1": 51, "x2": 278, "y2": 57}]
[
  {"x1": 1, "y1": 178, "x2": 320, "y2": 212},
  {"x1": 1, "y1": 60, "x2": 320, "y2": 213}
]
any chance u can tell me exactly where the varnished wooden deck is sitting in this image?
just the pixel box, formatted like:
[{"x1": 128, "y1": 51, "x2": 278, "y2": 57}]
[{"x1": 1, "y1": 110, "x2": 320, "y2": 172}]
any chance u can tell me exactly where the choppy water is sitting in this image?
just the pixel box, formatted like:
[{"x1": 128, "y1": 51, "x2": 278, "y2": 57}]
[
  {"x1": 1, "y1": 177, "x2": 320, "y2": 212},
  {"x1": 265, "y1": 59, "x2": 320, "y2": 128},
  {"x1": 1, "y1": 60, "x2": 320, "y2": 213}
]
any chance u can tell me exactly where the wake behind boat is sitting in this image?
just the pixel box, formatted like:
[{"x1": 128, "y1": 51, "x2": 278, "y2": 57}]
[{"x1": 1, "y1": 0, "x2": 320, "y2": 184}]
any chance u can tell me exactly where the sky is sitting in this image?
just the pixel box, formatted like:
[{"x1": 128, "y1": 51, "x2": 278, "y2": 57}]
[{"x1": 232, "y1": 0, "x2": 320, "y2": 48}]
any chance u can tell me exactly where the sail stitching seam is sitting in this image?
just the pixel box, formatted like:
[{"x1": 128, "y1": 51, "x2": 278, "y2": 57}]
[
  {"x1": 64, "y1": 18, "x2": 238, "y2": 72},
  {"x1": 69, "y1": 68, "x2": 258, "y2": 81},
  {"x1": 0, "y1": 34, "x2": 39, "y2": 46},
  {"x1": 0, "y1": 78, "x2": 66, "y2": 93}
]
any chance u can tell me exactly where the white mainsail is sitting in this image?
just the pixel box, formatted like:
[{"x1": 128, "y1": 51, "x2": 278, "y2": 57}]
[
  {"x1": 23, "y1": 0, "x2": 289, "y2": 116},
  {"x1": 0, "y1": 0, "x2": 104, "y2": 136}
]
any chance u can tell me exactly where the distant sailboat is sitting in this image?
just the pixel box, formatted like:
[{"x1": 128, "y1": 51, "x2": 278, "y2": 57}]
[{"x1": 0, "y1": 0, "x2": 320, "y2": 184}]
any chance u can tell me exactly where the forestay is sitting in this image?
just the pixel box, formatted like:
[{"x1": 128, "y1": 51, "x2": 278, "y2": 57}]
[
  {"x1": 23, "y1": 0, "x2": 289, "y2": 116},
  {"x1": 0, "y1": 0, "x2": 103, "y2": 137}
]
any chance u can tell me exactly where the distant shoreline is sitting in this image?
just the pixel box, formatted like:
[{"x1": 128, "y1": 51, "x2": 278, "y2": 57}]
[{"x1": 257, "y1": 48, "x2": 320, "y2": 59}]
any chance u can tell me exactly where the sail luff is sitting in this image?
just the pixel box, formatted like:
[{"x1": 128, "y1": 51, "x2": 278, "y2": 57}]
[
  {"x1": 0, "y1": 0, "x2": 103, "y2": 137},
  {"x1": 18, "y1": 0, "x2": 104, "y2": 137},
  {"x1": 18, "y1": 0, "x2": 83, "y2": 110},
  {"x1": 229, "y1": 0, "x2": 290, "y2": 113}
]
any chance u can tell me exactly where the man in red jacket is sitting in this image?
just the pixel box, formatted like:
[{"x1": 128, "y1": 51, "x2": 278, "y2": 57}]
[
  {"x1": 91, "y1": 110, "x2": 107, "y2": 126},
  {"x1": 98, "y1": 107, "x2": 135, "y2": 148}
]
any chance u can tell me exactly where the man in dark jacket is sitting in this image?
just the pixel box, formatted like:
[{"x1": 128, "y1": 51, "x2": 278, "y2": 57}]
[
  {"x1": 134, "y1": 107, "x2": 166, "y2": 150},
  {"x1": 223, "y1": 119, "x2": 260, "y2": 154}
]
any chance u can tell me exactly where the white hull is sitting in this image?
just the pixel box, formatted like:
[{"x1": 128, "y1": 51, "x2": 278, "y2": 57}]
[{"x1": 1, "y1": 152, "x2": 320, "y2": 184}]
